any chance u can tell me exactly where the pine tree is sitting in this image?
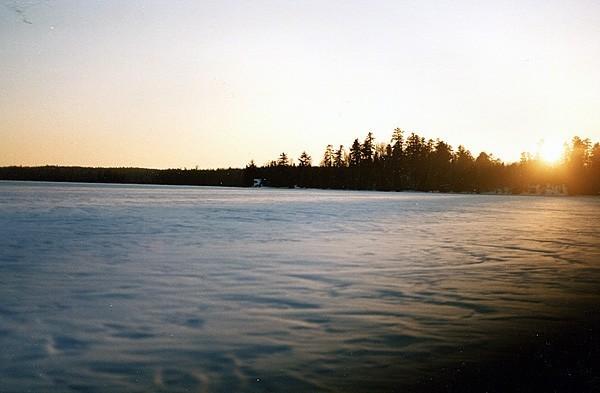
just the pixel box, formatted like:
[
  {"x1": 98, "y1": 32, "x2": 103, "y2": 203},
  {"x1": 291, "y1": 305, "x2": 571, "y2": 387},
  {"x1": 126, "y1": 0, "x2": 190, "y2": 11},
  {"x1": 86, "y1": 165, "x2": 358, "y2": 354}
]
[
  {"x1": 277, "y1": 152, "x2": 290, "y2": 166},
  {"x1": 391, "y1": 128, "x2": 404, "y2": 157},
  {"x1": 298, "y1": 151, "x2": 312, "y2": 167},
  {"x1": 334, "y1": 145, "x2": 346, "y2": 167},
  {"x1": 361, "y1": 132, "x2": 375, "y2": 163},
  {"x1": 349, "y1": 139, "x2": 362, "y2": 167},
  {"x1": 321, "y1": 145, "x2": 334, "y2": 167}
]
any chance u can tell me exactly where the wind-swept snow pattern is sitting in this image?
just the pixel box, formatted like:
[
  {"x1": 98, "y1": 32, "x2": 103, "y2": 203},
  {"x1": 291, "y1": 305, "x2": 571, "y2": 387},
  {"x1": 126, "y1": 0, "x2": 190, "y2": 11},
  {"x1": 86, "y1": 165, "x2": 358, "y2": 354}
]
[{"x1": 0, "y1": 181, "x2": 599, "y2": 392}]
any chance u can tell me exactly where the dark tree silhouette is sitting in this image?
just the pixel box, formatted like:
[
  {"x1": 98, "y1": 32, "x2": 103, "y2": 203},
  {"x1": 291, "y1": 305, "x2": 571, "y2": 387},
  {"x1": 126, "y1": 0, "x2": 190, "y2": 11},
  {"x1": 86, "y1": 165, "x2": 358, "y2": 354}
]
[
  {"x1": 361, "y1": 132, "x2": 375, "y2": 163},
  {"x1": 349, "y1": 139, "x2": 362, "y2": 167},
  {"x1": 334, "y1": 145, "x2": 346, "y2": 168},
  {"x1": 430, "y1": 140, "x2": 453, "y2": 191},
  {"x1": 298, "y1": 151, "x2": 312, "y2": 167},
  {"x1": 565, "y1": 137, "x2": 592, "y2": 194},
  {"x1": 321, "y1": 145, "x2": 334, "y2": 167},
  {"x1": 452, "y1": 145, "x2": 475, "y2": 192},
  {"x1": 277, "y1": 152, "x2": 290, "y2": 167},
  {"x1": 243, "y1": 160, "x2": 258, "y2": 186},
  {"x1": 3, "y1": 129, "x2": 598, "y2": 195}
]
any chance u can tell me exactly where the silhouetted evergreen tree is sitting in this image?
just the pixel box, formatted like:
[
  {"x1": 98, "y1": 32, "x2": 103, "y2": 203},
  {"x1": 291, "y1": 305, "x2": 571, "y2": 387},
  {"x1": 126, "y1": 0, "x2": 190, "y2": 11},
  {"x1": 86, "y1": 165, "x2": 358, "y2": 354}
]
[
  {"x1": 430, "y1": 140, "x2": 453, "y2": 191},
  {"x1": 297, "y1": 151, "x2": 312, "y2": 187},
  {"x1": 349, "y1": 139, "x2": 362, "y2": 167},
  {"x1": 390, "y1": 128, "x2": 405, "y2": 190},
  {"x1": 361, "y1": 132, "x2": 375, "y2": 163},
  {"x1": 475, "y1": 152, "x2": 502, "y2": 192},
  {"x1": 334, "y1": 145, "x2": 346, "y2": 167},
  {"x1": 452, "y1": 145, "x2": 475, "y2": 192},
  {"x1": 277, "y1": 152, "x2": 290, "y2": 167},
  {"x1": 243, "y1": 160, "x2": 258, "y2": 186},
  {"x1": 565, "y1": 137, "x2": 592, "y2": 194},
  {"x1": 298, "y1": 151, "x2": 312, "y2": 167},
  {"x1": 404, "y1": 133, "x2": 425, "y2": 189},
  {"x1": 321, "y1": 145, "x2": 334, "y2": 167}
]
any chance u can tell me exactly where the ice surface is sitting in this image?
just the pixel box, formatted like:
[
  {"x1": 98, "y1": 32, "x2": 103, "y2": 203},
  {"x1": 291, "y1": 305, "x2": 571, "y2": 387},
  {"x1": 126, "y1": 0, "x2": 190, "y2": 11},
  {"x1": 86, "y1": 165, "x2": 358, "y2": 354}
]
[{"x1": 0, "y1": 181, "x2": 599, "y2": 392}]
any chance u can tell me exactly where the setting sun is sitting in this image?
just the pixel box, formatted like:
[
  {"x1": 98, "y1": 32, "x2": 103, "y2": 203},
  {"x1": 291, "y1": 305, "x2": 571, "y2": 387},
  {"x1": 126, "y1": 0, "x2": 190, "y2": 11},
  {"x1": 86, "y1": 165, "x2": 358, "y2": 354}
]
[{"x1": 538, "y1": 138, "x2": 565, "y2": 164}]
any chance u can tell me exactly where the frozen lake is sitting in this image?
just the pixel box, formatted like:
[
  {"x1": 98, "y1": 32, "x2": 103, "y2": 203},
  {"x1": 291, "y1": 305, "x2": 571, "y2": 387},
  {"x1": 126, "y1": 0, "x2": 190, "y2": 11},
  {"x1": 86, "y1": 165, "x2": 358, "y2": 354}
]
[{"x1": 1, "y1": 181, "x2": 599, "y2": 392}]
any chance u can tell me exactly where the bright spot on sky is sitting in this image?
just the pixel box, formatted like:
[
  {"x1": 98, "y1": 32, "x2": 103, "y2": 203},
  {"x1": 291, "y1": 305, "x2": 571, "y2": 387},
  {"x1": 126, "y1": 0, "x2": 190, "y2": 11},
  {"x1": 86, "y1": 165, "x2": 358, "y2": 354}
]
[{"x1": 538, "y1": 138, "x2": 565, "y2": 164}]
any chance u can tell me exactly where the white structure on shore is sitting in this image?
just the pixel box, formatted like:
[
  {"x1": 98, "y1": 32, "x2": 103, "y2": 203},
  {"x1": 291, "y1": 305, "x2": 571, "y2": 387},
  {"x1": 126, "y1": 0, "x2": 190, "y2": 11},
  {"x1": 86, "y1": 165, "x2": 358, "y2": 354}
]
[{"x1": 526, "y1": 184, "x2": 568, "y2": 195}]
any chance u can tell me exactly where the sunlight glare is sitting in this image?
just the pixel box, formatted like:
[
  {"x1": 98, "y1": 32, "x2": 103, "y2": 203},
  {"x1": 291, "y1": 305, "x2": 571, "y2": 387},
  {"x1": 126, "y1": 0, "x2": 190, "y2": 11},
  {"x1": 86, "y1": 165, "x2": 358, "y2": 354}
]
[{"x1": 538, "y1": 138, "x2": 565, "y2": 164}]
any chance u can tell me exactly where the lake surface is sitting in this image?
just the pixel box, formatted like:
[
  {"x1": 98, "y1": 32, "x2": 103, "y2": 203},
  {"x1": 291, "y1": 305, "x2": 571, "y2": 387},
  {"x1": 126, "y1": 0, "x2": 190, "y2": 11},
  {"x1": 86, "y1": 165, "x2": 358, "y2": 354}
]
[{"x1": 1, "y1": 181, "x2": 599, "y2": 392}]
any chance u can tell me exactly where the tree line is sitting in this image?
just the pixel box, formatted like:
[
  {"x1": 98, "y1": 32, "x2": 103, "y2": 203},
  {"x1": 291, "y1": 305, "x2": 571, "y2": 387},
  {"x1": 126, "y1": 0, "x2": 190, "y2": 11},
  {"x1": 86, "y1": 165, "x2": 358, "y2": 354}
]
[
  {"x1": 0, "y1": 166, "x2": 244, "y2": 187},
  {"x1": 1, "y1": 129, "x2": 598, "y2": 195},
  {"x1": 244, "y1": 129, "x2": 600, "y2": 195}
]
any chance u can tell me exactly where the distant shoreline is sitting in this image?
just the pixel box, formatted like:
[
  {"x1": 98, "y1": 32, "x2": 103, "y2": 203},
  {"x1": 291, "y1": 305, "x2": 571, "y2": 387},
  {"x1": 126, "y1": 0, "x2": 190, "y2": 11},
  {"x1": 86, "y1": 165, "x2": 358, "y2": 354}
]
[
  {"x1": 0, "y1": 165, "x2": 246, "y2": 189},
  {"x1": 0, "y1": 169, "x2": 587, "y2": 197}
]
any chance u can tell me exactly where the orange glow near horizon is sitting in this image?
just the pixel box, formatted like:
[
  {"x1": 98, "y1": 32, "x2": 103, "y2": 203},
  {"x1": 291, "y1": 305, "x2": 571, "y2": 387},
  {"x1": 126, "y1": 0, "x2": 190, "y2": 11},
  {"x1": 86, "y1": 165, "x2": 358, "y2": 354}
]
[
  {"x1": 537, "y1": 138, "x2": 566, "y2": 165},
  {"x1": 1, "y1": 1, "x2": 600, "y2": 169}
]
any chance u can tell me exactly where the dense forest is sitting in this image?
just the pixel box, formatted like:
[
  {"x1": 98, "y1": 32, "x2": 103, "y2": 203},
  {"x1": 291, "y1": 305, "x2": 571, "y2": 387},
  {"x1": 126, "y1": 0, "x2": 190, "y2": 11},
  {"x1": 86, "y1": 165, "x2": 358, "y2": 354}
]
[
  {"x1": 247, "y1": 130, "x2": 600, "y2": 195},
  {"x1": 0, "y1": 166, "x2": 245, "y2": 187},
  {"x1": 2, "y1": 129, "x2": 599, "y2": 195}
]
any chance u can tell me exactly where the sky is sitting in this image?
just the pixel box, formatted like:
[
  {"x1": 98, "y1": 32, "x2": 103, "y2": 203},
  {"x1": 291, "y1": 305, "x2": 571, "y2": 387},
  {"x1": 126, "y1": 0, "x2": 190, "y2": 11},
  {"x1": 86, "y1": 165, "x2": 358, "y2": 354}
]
[{"x1": 1, "y1": 0, "x2": 600, "y2": 169}]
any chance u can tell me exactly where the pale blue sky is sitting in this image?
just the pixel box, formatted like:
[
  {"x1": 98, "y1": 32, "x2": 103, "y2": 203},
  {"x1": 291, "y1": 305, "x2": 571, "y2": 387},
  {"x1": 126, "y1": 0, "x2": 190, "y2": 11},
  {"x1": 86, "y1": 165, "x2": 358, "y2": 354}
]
[{"x1": 1, "y1": 0, "x2": 599, "y2": 168}]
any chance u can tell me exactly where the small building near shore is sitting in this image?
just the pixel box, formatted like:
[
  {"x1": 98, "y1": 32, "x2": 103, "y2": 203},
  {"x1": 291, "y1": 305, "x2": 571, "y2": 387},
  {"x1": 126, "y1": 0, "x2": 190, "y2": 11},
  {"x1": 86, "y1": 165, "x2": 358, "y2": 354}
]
[
  {"x1": 526, "y1": 184, "x2": 568, "y2": 195},
  {"x1": 253, "y1": 178, "x2": 265, "y2": 187}
]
